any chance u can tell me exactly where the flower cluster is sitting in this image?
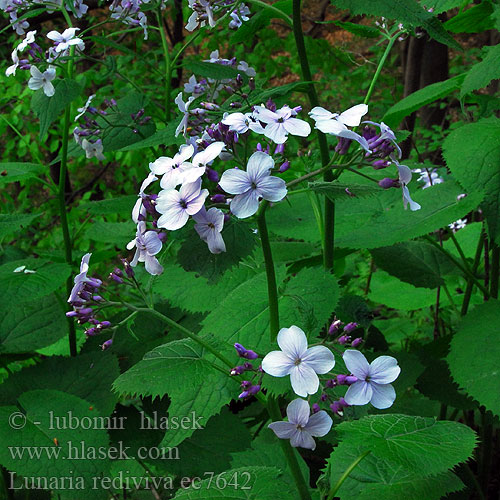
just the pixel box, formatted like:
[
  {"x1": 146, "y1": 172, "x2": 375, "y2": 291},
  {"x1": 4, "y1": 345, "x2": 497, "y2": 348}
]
[
  {"x1": 259, "y1": 325, "x2": 400, "y2": 450},
  {"x1": 186, "y1": 1, "x2": 251, "y2": 32}
]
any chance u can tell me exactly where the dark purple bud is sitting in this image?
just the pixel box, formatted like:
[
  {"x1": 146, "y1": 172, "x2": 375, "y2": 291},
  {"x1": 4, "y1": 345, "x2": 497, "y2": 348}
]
[
  {"x1": 121, "y1": 258, "x2": 135, "y2": 278},
  {"x1": 274, "y1": 143, "x2": 285, "y2": 155},
  {"x1": 256, "y1": 143, "x2": 263, "y2": 151},
  {"x1": 339, "y1": 397, "x2": 349, "y2": 407},
  {"x1": 346, "y1": 375, "x2": 358, "y2": 385},
  {"x1": 102, "y1": 339, "x2": 113, "y2": 350},
  {"x1": 312, "y1": 403, "x2": 320, "y2": 413},
  {"x1": 223, "y1": 213, "x2": 231, "y2": 223},
  {"x1": 158, "y1": 232, "x2": 167, "y2": 242},
  {"x1": 328, "y1": 319, "x2": 343, "y2": 335},
  {"x1": 66, "y1": 311, "x2": 78, "y2": 318},
  {"x1": 78, "y1": 307, "x2": 93, "y2": 316},
  {"x1": 78, "y1": 290, "x2": 92, "y2": 301},
  {"x1": 200, "y1": 102, "x2": 219, "y2": 111},
  {"x1": 243, "y1": 362, "x2": 253, "y2": 370},
  {"x1": 110, "y1": 273, "x2": 123, "y2": 284},
  {"x1": 234, "y1": 343, "x2": 247, "y2": 357},
  {"x1": 230, "y1": 365, "x2": 246, "y2": 376},
  {"x1": 92, "y1": 295, "x2": 103, "y2": 302},
  {"x1": 351, "y1": 337, "x2": 363, "y2": 348},
  {"x1": 336, "y1": 374, "x2": 348, "y2": 385},
  {"x1": 238, "y1": 390, "x2": 250, "y2": 399},
  {"x1": 140, "y1": 116, "x2": 152, "y2": 125},
  {"x1": 372, "y1": 159, "x2": 390, "y2": 169},
  {"x1": 320, "y1": 393, "x2": 327, "y2": 401},
  {"x1": 85, "y1": 328, "x2": 97, "y2": 336},
  {"x1": 330, "y1": 402, "x2": 342, "y2": 415},
  {"x1": 335, "y1": 136, "x2": 352, "y2": 155},
  {"x1": 206, "y1": 168, "x2": 219, "y2": 182},
  {"x1": 248, "y1": 77, "x2": 255, "y2": 90},
  {"x1": 325, "y1": 378, "x2": 336, "y2": 388},
  {"x1": 98, "y1": 321, "x2": 111, "y2": 329},
  {"x1": 338, "y1": 335, "x2": 351, "y2": 345},
  {"x1": 265, "y1": 99, "x2": 276, "y2": 112},
  {"x1": 235, "y1": 74, "x2": 243, "y2": 87},
  {"x1": 211, "y1": 194, "x2": 226, "y2": 203},
  {"x1": 279, "y1": 161, "x2": 290, "y2": 173},
  {"x1": 244, "y1": 349, "x2": 258, "y2": 360},
  {"x1": 344, "y1": 322, "x2": 358, "y2": 333},
  {"x1": 378, "y1": 177, "x2": 398, "y2": 189},
  {"x1": 248, "y1": 384, "x2": 261, "y2": 395},
  {"x1": 230, "y1": 102, "x2": 242, "y2": 109},
  {"x1": 292, "y1": 106, "x2": 302, "y2": 115},
  {"x1": 240, "y1": 380, "x2": 252, "y2": 390}
]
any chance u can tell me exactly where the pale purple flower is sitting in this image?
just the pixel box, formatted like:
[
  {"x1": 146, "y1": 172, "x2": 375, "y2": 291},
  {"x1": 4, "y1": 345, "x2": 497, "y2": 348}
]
[
  {"x1": 449, "y1": 219, "x2": 467, "y2": 232},
  {"x1": 394, "y1": 159, "x2": 421, "y2": 211},
  {"x1": 193, "y1": 206, "x2": 226, "y2": 254},
  {"x1": 68, "y1": 253, "x2": 92, "y2": 303},
  {"x1": 5, "y1": 49, "x2": 20, "y2": 77},
  {"x1": 343, "y1": 350, "x2": 400, "y2": 409},
  {"x1": 219, "y1": 151, "x2": 287, "y2": 219},
  {"x1": 28, "y1": 66, "x2": 56, "y2": 97},
  {"x1": 17, "y1": 30, "x2": 36, "y2": 52},
  {"x1": 262, "y1": 325, "x2": 335, "y2": 397},
  {"x1": 363, "y1": 120, "x2": 402, "y2": 158},
  {"x1": 156, "y1": 178, "x2": 208, "y2": 230},
  {"x1": 149, "y1": 144, "x2": 198, "y2": 190},
  {"x1": 126, "y1": 221, "x2": 163, "y2": 275},
  {"x1": 175, "y1": 92, "x2": 195, "y2": 137},
  {"x1": 82, "y1": 139, "x2": 105, "y2": 161},
  {"x1": 268, "y1": 398, "x2": 332, "y2": 450},
  {"x1": 413, "y1": 168, "x2": 444, "y2": 189},
  {"x1": 237, "y1": 60, "x2": 256, "y2": 77},
  {"x1": 253, "y1": 105, "x2": 311, "y2": 144},
  {"x1": 132, "y1": 172, "x2": 158, "y2": 223},
  {"x1": 191, "y1": 141, "x2": 225, "y2": 171},
  {"x1": 74, "y1": 94, "x2": 95, "y2": 121},
  {"x1": 47, "y1": 28, "x2": 84, "y2": 54},
  {"x1": 222, "y1": 112, "x2": 264, "y2": 134},
  {"x1": 309, "y1": 105, "x2": 370, "y2": 152}
]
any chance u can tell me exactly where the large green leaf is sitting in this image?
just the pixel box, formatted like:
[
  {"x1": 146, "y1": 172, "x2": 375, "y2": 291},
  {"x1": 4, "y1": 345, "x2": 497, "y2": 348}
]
[
  {"x1": 443, "y1": 117, "x2": 500, "y2": 243},
  {"x1": 0, "y1": 163, "x2": 45, "y2": 185},
  {"x1": 79, "y1": 195, "x2": 137, "y2": 216},
  {"x1": 0, "y1": 258, "x2": 71, "y2": 305},
  {"x1": 113, "y1": 338, "x2": 234, "y2": 448},
  {"x1": 31, "y1": 79, "x2": 82, "y2": 139},
  {"x1": 447, "y1": 300, "x2": 500, "y2": 416},
  {"x1": 0, "y1": 390, "x2": 111, "y2": 499},
  {"x1": 370, "y1": 241, "x2": 458, "y2": 288},
  {"x1": 444, "y1": 1, "x2": 494, "y2": 33},
  {"x1": 85, "y1": 221, "x2": 134, "y2": 247},
  {"x1": 118, "y1": 121, "x2": 183, "y2": 151},
  {"x1": 310, "y1": 181, "x2": 383, "y2": 200},
  {"x1": 173, "y1": 466, "x2": 298, "y2": 499},
  {"x1": 184, "y1": 61, "x2": 248, "y2": 82},
  {"x1": 0, "y1": 298, "x2": 68, "y2": 354},
  {"x1": 0, "y1": 213, "x2": 42, "y2": 239},
  {"x1": 330, "y1": 0, "x2": 460, "y2": 48},
  {"x1": 0, "y1": 352, "x2": 119, "y2": 415},
  {"x1": 382, "y1": 74, "x2": 464, "y2": 128},
  {"x1": 461, "y1": 44, "x2": 500, "y2": 97}
]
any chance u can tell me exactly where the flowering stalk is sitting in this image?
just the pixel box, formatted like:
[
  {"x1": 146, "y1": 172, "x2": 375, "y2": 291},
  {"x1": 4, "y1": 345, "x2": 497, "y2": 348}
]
[
  {"x1": 326, "y1": 450, "x2": 371, "y2": 500},
  {"x1": 292, "y1": 0, "x2": 334, "y2": 270}
]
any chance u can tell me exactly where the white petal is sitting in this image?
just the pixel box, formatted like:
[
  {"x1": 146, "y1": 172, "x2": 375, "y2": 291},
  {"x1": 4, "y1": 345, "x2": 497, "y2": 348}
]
[
  {"x1": 286, "y1": 398, "x2": 310, "y2": 427},
  {"x1": 370, "y1": 383, "x2": 396, "y2": 409},
  {"x1": 157, "y1": 208, "x2": 189, "y2": 230},
  {"x1": 219, "y1": 168, "x2": 250, "y2": 195},
  {"x1": 46, "y1": 30, "x2": 63, "y2": 42},
  {"x1": 253, "y1": 107, "x2": 279, "y2": 124},
  {"x1": 143, "y1": 231, "x2": 162, "y2": 255},
  {"x1": 302, "y1": 346, "x2": 335, "y2": 374},
  {"x1": 246, "y1": 151, "x2": 274, "y2": 181},
  {"x1": 309, "y1": 106, "x2": 334, "y2": 121},
  {"x1": 315, "y1": 119, "x2": 346, "y2": 135},
  {"x1": 193, "y1": 141, "x2": 224, "y2": 166},
  {"x1": 277, "y1": 325, "x2": 307, "y2": 358},
  {"x1": 144, "y1": 255, "x2": 163, "y2": 276},
  {"x1": 338, "y1": 104, "x2": 368, "y2": 127},
  {"x1": 261, "y1": 351, "x2": 294, "y2": 377},
  {"x1": 369, "y1": 356, "x2": 401, "y2": 384},
  {"x1": 283, "y1": 117, "x2": 311, "y2": 137},
  {"x1": 402, "y1": 185, "x2": 421, "y2": 211},
  {"x1": 305, "y1": 411, "x2": 333, "y2": 437},
  {"x1": 290, "y1": 364, "x2": 319, "y2": 397},
  {"x1": 186, "y1": 189, "x2": 208, "y2": 215},
  {"x1": 256, "y1": 176, "x2": 287, "y2": 202},
  {"x1": 268, "y1": 421, "x2": 298, "y2": 440},
  {"x1": 229, "y1": 191, "x2": 260, "y2": 218},
  {"x1": 263, "y1": 122, "x2": 287, "y2": 144},
  {"x1": 344, "y1": 380, "x2": 373, "y2": 406},
  {"x1": 397, "y1": 163, "x2": 412, "y2": 184},
  {"x1": 206, "y1": 230, "x2": 226, "y2": 254},
  {"x1": 290, "y1": 430, "x2": 316, "y2": 450},
  {"x1": 343, "y1": 350, "x2": 369, "y2": 379},
  {"x1": 43, "y1": 81, "x2": 55, "y2": 97}
]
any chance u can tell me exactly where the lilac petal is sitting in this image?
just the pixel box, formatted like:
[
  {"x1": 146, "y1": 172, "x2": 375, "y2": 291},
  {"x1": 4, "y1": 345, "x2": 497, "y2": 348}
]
[
  {"x1": 369, "y1": 356, "x2": 401, "y2": 384},
  {"x1": 80, "y1": 253, "x2": 91, "y2": 273},
  {"x1": 336, "y1": 129, "x2": 371, "y2": 153},
  {"x1": 256, "y1": 175, "x2": 287, "y2": 202},
  {"x1": 290, "y1": 430, "x2": 316, "y2": 450},
  {"x1": 302, "y1": 346, "x2": 335, "y2": 374},
  {"x1": 397, "y1": 163, "x2": 412, "y2": 184},
  {"x1": 222, "y1": 113, "x2": 249, "y2": 133},
  {"x1": 178, "y1": 144, "x2": 194, "y2": 162},
  {"x1": 157, "y1": 208, "x2": 189, "y2": 230},
  {"x1": 219, "y1": 168, "x2": 250, "y2": 195},
  {"x1": 343, "y1": 350, "x2": 370, "y2": 379},
  {"x1": 261, "y1": 350, "x2": 294, "y2": 377},
  {"x1": 206, "y1": 207, "x2": 224, "y2": 231},
  {"x1": 268, "y1": 421, "x2": 297, "y2": 440},
  {"x1": 290, "y1": 364, "x2": 319, "y2": 397},
  {"x1": 144, "y1": 254, "x2": 163, "y2": 276},
  {"x1": 44, "y1": 81, "x2": 55, "y2": 97},
  {"x1": 143, "y1": 231, "x2": 162, "y2": 255},
  {"x1": 193, "y1": 141, "x2": 224, "y2": 166},
  {"x1": 277, "y1": 325, "x2": 307, "y2": 359},
  {"x1": 246, "y1": 151, "x2": 274, "y2": 181},
  {"x1": 160, "y1": 169, "x2": 185, "y2": 190},
  {"x1": 338, "y1": 104, "x2": 368, "y2": 127},
  {"x1": 229, "y1": 191, "x2": 260, "y2": 219},
  {"x1": 283, "y1": 118, "x2": 311, "y2": 137},
  {"x1": 263, "y1": 122, "x2": 287, "y2": 144},
  {"x1": 370, "y1": 382, "x2": 396, "y2": 409},
  {"x1": 156, "y1": 188, "x2": 181, "y2": 211},
  {"x1": 254, "y1": 107, "x2": 279, "y2": 124},
  {"x1": 126, "y1": 238, "x2": 136, "y2": 251},
  {"x1": 305, "y1": 410, "x2": 333, "y2": 437},
  {"x1": 180, "y1": 165, "x2": 205, "y2": 185},
  {"x1": 185, "y1": 189, "x2": 208, "y2": 215},
  {"x1": 150, "y1": 156, "x2": 175, "y2": 175},
  {"x1": 130, "y1": 247, "x2": 140, "y2": 267},
  {"x1": 402, "y1": 185, "x2": 421, "y2": 211},
  {"x1": 344, "y1": 380, "x2": 373, "y2": 406},
  {"x1": 309, "y1": 106, "x2": 334, "y2": 121},
  {"x1": 315, "y1": 119, "x2": 345, "y2": 135},
  {"x1": 286, "y1": 398, "x2": 311, "y2": 427},
  {"x1": 180, "y1": 179, "x2": 202, "y2": 203},
  {"x1": 206, "y1": 230, "x2": 226, "y2": 254}
]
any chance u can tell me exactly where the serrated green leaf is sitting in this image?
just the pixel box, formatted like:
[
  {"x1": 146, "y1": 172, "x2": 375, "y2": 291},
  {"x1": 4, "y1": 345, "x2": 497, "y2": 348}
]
[
  {"x1": 0, "y1": 352, "x2": 119, "y2": 415},
  {"x1": 118, "y1": 121, "x2": 183, "y2": 151},
  {"x1": 310, "y1": 181, "x2": 383, "y2": 200},
  {"x1": 0, "y1": 298, "x2": 67, "y2": 354},
  {"x1": 0, "y1": 213, "x2": 42, "y2": 239},
  {"x1": 370, "y1": 241, "x2": 458, "y2": 288},
  {"x1": 113, "y1": 339, "x2": 234, "y2": 448},
  {"x1": 383, "y1": 74, "x2": 464, "y2": 128},
  {"x1": 184, "y1": 61, "x2": 248, "y2": 82},
  {"x1": 0, "y1": 163, "x2": 45, "y2": 184},
  {"x1": 173, "y1": 466, "x2": 298, "y2": 499},
  {"x1": 31, "y1": 79, "x2": 82, "y2": 139},
  {"x1": 423, "y1": 0, "x2": 464, "y2": 14},
  {"x1": 334, "y1": 21, "x2": 380, "y2": 37},
  {"x1": 443, "y1": 117, "x2": 500, "y2": 244},
  {"x1": 447, "y1": 300, "x2": 500, "y2": 416},
  {"x1": 85, "y1": 221, "x2": 134, "y2": 247},
  {"x1": 330, "y1": 0, "x2": 460, "y2": 49},
  {"x1": 461, "y1": 44, "x2": 500, "y2": 97},
  {"x1": 0, "y1": 258, "x2": 71, "y2": 305},
  {"x1": 0, "y1": 390, "x2": 111, "y2": 499},
  {"x1": 79, "y1": 195, "x2": 137, "y2": 216},
  {"x1": 444, "y1": 1, "x2": 494, "y2": 33}
]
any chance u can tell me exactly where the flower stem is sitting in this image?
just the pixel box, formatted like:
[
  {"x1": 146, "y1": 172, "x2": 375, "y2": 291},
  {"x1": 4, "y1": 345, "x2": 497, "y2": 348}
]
[
  {"x1": 292, "y1": 0, "x2": 333, "y2": 270},
  {"x1": 461, "y1": 231, "x2": 484, "y2": 316},
  {"x1": 256, "y1": 201, "x2": 280, "y2": 341},
  {"x1": 326, "y1": 450, "x2": 371, "y2": 500},
  {"x1": 363, "y1": 33, "x2": 398, "y2": 106}
]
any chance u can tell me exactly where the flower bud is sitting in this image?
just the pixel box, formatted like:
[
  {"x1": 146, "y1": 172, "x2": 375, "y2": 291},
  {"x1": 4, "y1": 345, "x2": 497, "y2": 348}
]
[
  {"x1": 279, "y1": 161, "x2": 290, "y2": 173},
  {"x1": 211, "y1": 194, "x2": 226, "y2": 203},
  {"x1": 328, "y1": 319, "x2": 343, "y2": 335},
  {"x1": 378, "y1": 177, "x2": 398, "y2": 189},
  {"x1": 343, "y1": 322, "x2": 358, "y2": 333},
  {"x1": 345, "y1": 376, "x2": 358, "y2": 385},
  {"x1": 312, "y1": 403, "x2": 320, "y2": 413},
  {"x1": 336, "y1": 374, "x2": 347, "y2": 385},
  {"x1": 101, "y1": 339, "x2": 113, "y2": 350},
  {"x1": 337, "y1": 335, "x2": 351, "y2": 345},
  {"x1": 206, "y1": 168, "x2": 219, "y2": 183},
  {"x1": 351, "y1": 337, "x2": 363, "y2": 348}
]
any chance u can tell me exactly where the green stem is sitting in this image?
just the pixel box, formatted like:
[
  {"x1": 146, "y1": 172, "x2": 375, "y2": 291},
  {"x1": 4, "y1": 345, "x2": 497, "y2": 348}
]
[
  {"x1": 256, "y1": 202, "x2": 280, "y2": 341},
  {"x1": 157, "y1": 9, "x2": 172, "y2": 121},
  {"x1": 326, "y1": 450, "x2": 371, "y2": 500},
  {"x1": 363, "y1": 34, "x2": 398, "y2": 106},
  {"x1": 448, "y1": 229, "x2": 473, "y2": 275},
  {"x1": 292, "y1": 0, "x2": 333, "y2": 270},
  {"x1": 490, "y1": 242, "x2": 499, "y2": 299},
  {"x1": 461, "y1": 233, "x2": 484, "y2": 316}
]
